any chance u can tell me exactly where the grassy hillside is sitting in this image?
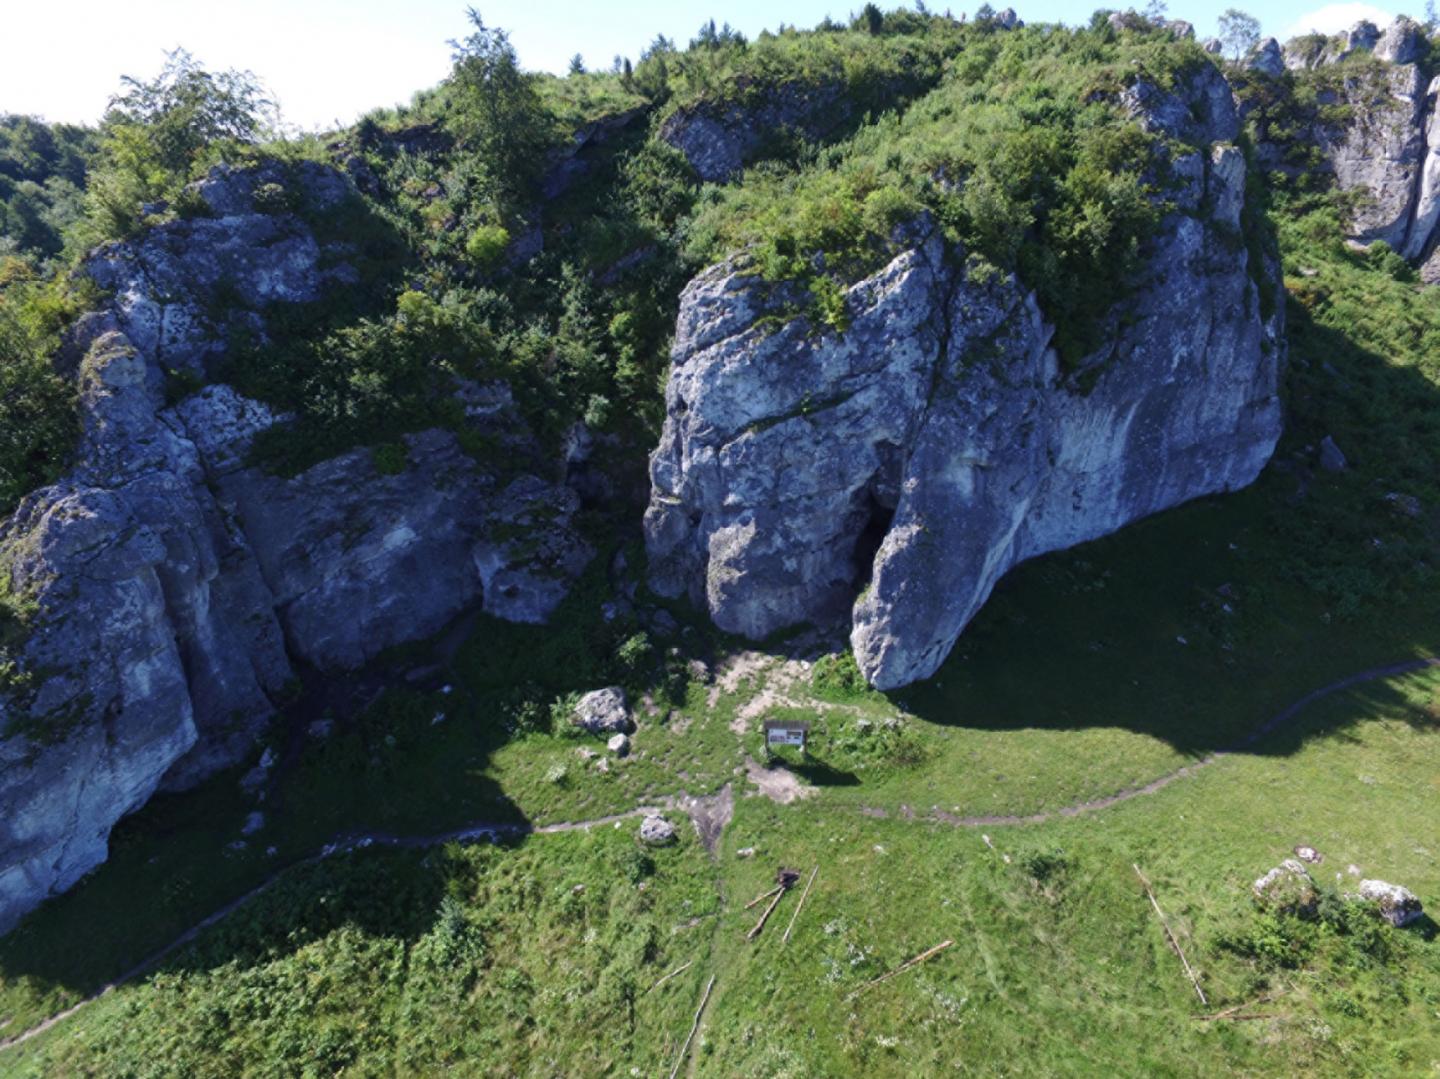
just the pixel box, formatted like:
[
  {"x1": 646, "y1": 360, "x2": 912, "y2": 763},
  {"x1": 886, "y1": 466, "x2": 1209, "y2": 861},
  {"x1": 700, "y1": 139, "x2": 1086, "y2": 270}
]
[{"x1": 4, "y1": 8, "x2": 1440, "y2": 1076}]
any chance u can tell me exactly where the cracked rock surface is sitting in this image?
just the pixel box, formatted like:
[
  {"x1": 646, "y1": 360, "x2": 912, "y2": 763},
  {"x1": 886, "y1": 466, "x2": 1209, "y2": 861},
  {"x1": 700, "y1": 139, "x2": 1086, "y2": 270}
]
[
  {"x1": 646, "y1": 69, "x2": 1283, "y2": 689},
  {"x1": 0, "y1": 164, "x2": 592, "y2": 932}
]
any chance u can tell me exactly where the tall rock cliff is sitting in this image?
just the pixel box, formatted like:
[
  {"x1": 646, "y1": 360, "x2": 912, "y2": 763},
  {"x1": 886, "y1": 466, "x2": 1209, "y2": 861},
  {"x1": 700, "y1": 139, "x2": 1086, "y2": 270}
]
[
  {"x1": 645, "y1": 67, "x2": 1285, "y2": 689},
  {"x1": 0, "y1": 165, "x2": 592, "y2": 933},
  {"x1": 1252, "y1": 18, "x2": 1440, "y2": 276}
]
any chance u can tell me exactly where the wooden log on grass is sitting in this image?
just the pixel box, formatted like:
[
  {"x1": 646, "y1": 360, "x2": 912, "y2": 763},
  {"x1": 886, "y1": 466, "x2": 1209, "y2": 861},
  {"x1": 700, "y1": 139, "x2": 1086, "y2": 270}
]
[
  {"x1": 746, "y1": 885, "x2": 787, "y2": 940},
  {"x1": 668, "y1": 974, "x2": 717, "y2": 1079},
  {"x1": 743, "y1": 884, "x2": 783, "y2": 910},
  {"x1": 646, "y1": 960, "x2": 693, "y2": 995},
  {"x1": 848, "y1": 939, "x2": 954, "y2": 999},
  {"x1": 1133, "y1": 863, "x2": 1207, "y2": 1006},
  {"x1": 781, "y1": 865, "x2": 819, "y2": 945}
]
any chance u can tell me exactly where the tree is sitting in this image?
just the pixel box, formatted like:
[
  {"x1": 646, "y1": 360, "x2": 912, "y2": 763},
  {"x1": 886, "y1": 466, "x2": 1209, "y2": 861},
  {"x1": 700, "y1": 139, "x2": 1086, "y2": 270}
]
[
  {"x1": 448, "y1": 9, "x2": 551, "y2": 216},
  {"x1": 1218, "y1": 8, "x2": 1261, "y2": 60},
  {"x1": 104, "y1": 49, "x2": 274, "y2": 177},
  {"x1": 567, "y1": 53, "x2": 585, "y2": 76},
  {"x1": 861, "y1": 3, "x2": 885, "y2": 34},
  {"x1": 87, "y1": 50, "x2": 275, "y2": 238},
  {"x1": 1143, "y1": 0, "x2": 1168, "y2": 18}
]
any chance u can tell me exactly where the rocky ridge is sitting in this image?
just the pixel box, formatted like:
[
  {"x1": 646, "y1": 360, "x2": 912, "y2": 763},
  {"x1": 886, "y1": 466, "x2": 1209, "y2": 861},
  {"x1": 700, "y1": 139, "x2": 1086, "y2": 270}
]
[
  {"x1": 645, "y1": 63, "x2": 1285, "y2": 688},
  {"x1": 0, "y1": 164, "x2": 592, "y2": 933},
  {"x1": 1250, "y1": 17, "x2": 1440, "y2": 279}
]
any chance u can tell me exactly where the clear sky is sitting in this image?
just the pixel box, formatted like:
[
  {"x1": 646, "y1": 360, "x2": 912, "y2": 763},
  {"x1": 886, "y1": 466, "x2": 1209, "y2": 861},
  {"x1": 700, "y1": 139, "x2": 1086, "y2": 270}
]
[{"x1": 0, "y1": 0, "x2": 1411, "y2": 132}]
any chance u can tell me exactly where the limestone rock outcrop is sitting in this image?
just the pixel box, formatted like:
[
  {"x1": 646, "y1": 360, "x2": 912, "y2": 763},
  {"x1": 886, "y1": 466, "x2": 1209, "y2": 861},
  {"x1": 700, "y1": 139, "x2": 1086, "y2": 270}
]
[
  {"x1": 645, "y1": 66, "x2": 1283, "y2": 689},
  {"x1": 1261, "y1": 19, "x2": 1440, "y2": 276},
  {"x1": 0, "y1": 164, "x2": 592, "y2": 933}
]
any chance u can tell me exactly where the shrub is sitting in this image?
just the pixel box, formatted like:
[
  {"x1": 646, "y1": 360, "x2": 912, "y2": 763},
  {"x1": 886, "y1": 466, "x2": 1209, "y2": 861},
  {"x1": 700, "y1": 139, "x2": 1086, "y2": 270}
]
[{"x1": 464, "y1": 223, "x2": 510, "y2": 268}]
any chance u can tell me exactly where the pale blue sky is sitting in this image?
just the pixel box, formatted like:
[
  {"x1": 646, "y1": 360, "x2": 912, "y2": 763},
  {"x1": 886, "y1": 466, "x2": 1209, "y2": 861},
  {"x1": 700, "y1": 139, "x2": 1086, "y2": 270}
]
[{"x1": 0, "y1": 0, "x2": 1409, "y2": 131}]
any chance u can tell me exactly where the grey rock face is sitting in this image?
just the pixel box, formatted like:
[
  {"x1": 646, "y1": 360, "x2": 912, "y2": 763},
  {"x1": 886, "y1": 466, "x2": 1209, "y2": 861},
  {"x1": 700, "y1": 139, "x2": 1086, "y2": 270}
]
[
  {"x1": 1375, "y1": 17, "x2": 1427, "y2": 65},
  {"x1": 1249, "y1": 38, "x2": 1285, "y2": 78},
  {"x1": 659, "y1": 73, "x2": 931, "y2": 183},
  {"x1": 1320, "y1": 62, "x2": 1428, "y2": 251},
  {"x1": 1357, "y1": 878, "x2": 1423, "y2": 926},
  {"x1": 0, "y1": 164, "x2": 592, "y2": 934},
  {"x1": 1272, "y1": 21, "x2": 1440, "y2": 264},
  {"x1": 646, "y1": 74, "x2": 1282, "y2": 688},
  {"x1": 573, "y1": 688, "x2": 632, "y2": 734}
]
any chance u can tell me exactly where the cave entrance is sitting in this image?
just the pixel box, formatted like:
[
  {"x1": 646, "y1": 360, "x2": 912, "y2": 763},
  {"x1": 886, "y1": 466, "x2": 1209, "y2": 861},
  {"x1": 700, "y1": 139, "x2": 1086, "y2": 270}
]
[{"x1": 852, "y1": 489, "x2": 895, "y2": 589}]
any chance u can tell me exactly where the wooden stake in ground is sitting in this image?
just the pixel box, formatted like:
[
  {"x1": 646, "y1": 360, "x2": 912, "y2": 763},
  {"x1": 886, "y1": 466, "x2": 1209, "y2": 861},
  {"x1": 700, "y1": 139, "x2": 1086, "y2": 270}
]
[
  {"x1": 849, "y1": 940, "x2": 954, "y2": 999},
  {"x1": 645, "y1": 960, "x2": 693, "y2": 995},
  {"x1": 747, "y1": 885, "x2": 788, "y2": 941},
  {"x1": 668, "y1": 974, "x2": 716, "y2": 1079},
  {"x1": 1133, "y1": 863, "x2": 1207, "y2": 1006},
  {"x1": 781, "y1": 865, "x2": 819, "y2": 946}
]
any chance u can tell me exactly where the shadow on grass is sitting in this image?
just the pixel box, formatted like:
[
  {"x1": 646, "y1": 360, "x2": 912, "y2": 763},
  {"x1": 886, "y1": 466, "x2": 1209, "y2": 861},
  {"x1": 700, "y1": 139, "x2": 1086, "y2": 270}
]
[
  {"x1": 780, "y1": 756, "x2": 862, "y2": 787},
  {"x1": 877, "y1": 303, "x2": 1440, "y2": 762},
  {"x1": 0, "y1": 545, "x2": 655, "y2": 1036}
]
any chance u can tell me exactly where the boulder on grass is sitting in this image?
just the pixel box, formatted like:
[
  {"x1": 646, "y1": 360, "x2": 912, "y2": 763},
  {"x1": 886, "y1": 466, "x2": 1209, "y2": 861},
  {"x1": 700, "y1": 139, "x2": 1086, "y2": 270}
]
[
  {"x1": 1253, "y1": 859, "x2": 1319, "y2": 916},
  {"x1": 1358, "y1": 879, "x2": 1424, "y2": 926},
  {"x1": 573, "y1": 687, "x2": 632, "y2": 734},
  {"x1": 639, "y1": 815, "x2": 676, "y2": 846}
]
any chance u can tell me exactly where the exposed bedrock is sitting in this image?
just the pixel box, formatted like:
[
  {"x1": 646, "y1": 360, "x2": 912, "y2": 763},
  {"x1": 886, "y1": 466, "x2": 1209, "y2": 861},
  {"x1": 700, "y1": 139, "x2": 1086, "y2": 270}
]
[
  {"x1": 646, "y1": 93, "x2": 1284, "y2": 689},
  {"x1": 0, "y1": 164, "x2": 591, "y2": 933}
]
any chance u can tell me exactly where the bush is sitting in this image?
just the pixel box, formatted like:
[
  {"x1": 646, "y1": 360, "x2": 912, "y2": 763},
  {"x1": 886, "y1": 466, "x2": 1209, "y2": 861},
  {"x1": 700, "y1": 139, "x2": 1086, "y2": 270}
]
[
  {"x1": 811, "y1": 651, "x2": 871, "y2": 701},
  {"x1": 0, "y1": 268, "x2": 84, "y2": 513},
  {"x1": 464, "y1": 223, "x2": 510, "y2": 268}
]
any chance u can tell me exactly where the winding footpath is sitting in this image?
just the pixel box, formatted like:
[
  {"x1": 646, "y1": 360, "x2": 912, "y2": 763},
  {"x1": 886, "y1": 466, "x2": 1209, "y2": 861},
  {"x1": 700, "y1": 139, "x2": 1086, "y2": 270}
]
[{"x1": 2, "y1": 655, "x2": 1437, "y2": 1056}]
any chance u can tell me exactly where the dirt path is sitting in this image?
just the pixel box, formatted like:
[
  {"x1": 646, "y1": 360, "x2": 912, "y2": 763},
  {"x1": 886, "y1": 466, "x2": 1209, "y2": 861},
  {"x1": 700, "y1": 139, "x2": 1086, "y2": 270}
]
[
  {"x1": 923, "y1": 657, "x2": 1440, "y2": 829},
  {"x1": 4, "y1": 655, "x2": 1436, "y2": 1056}
]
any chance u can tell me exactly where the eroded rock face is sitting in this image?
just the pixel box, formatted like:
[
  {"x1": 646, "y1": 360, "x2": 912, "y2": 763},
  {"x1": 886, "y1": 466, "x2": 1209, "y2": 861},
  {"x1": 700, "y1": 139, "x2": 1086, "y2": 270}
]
[
  {"x1": 646, "y1": 70, "x2": 1283, "y2": 689},
  {"x1": 0, "y1": 164, "x2": 592, "y2": 933},
  {"x1": 1265, "y1": 20, "x2": 1440, "y2": 268}
]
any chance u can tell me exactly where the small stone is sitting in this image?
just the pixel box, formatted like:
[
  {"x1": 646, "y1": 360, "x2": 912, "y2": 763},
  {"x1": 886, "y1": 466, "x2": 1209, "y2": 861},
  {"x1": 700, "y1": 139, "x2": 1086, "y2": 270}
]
[
  {"x1": 574, "y1": 687, "x2": 632, "y2": 734},
  {"x1": 307, "y1": 719, "x2": 335, "y2": 739},
  {"x1": 242, "y1": 811, "x2": 265, "y2": 836},
  {"x1": 596, "y1": 757, "x2": 610, "y2": 774},
  {"x1": 736, "y1": 847, "x2": 756, "y2": 858},
  {"x1": 1358, "y1": 879, "x2": 1424, "y2": 926},
  {"x1": 1385, "y1": 492, "x2": 1422, "y2": 518},
  {"x1": 1294, "y1": 845, "x2": 1322, "y2": 864},
  {"x1": 608, "y1": 733, "x2": 631, "y2": 757},
  {"x1": 639, "y1": 815, "x2": 677, "y2": 846},
  {"x1": 1319, "y1": 435, "x2": 1348, "y2": 473}
]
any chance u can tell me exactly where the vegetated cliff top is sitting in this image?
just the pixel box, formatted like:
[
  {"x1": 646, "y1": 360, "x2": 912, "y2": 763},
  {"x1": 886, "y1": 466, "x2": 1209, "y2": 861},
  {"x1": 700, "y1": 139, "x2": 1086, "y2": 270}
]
[{"x1": 0, "y1": 8, "x2": 1433, "y2": 525}]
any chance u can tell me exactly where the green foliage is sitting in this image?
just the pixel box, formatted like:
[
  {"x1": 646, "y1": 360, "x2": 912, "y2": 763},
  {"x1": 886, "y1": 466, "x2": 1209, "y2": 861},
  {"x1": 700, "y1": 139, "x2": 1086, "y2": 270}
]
[
  {"x1": 0, "y1": 264, "x2": 83, "y2": 513},
  {"x1": 1218, "y1": 8, "x2": 1261, "y2": 61},
  {"x1": 84, "y1": 49, "x2": 275, "y2": 240},
  {"x1": 687, "y1": 23, "x2": 1192, "y2": 362},
  {"x1": 445, "y1": 10, "x2": 553, "y2": 217},
  {"x1": 811, "y1": 651, "x2": 873, "y2": 701},
  {"x1": 463, "y1": 222, "x2": 509, "y2": 267},
  {"x1": 0, "y1": 115, "x2": 96, "y2": 260}
]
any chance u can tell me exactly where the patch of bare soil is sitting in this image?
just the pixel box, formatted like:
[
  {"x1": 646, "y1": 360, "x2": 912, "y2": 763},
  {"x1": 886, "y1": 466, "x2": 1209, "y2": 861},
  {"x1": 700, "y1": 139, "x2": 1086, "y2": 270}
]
[
  {"x1": 679, "y1": 784, "x2": 735, "y2": 854},
  {"x1": 744, "y1": 756, "x2": 817, "y2": 805}
]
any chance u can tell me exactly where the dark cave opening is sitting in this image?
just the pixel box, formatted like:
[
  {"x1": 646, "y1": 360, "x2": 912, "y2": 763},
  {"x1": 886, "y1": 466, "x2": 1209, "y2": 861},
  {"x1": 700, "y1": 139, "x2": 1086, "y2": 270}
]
[{"x1": 852, "y1": 489, "x2": 896, "y2": 589}]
